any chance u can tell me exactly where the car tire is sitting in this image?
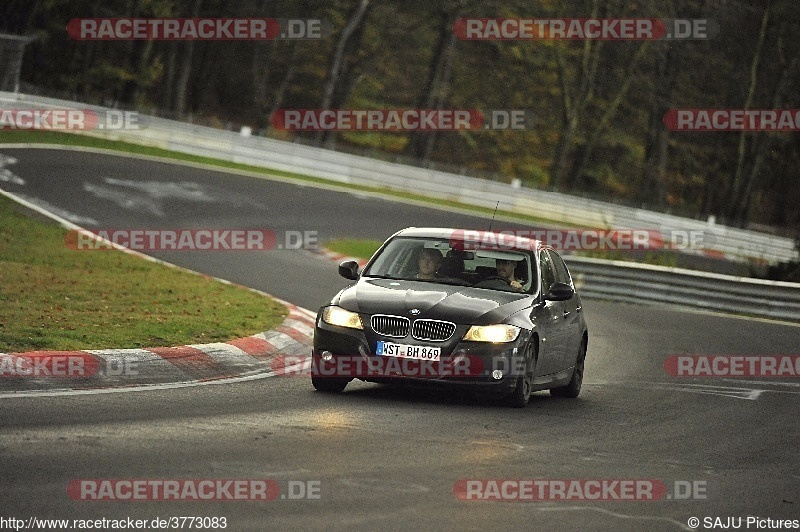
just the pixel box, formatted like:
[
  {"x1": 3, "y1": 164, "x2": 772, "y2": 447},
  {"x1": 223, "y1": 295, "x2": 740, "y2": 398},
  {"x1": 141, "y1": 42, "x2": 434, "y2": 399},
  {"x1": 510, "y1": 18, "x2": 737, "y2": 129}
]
[
  {"x1": 550, "y1": 340, "x2": 586, "y2": 398},
  {"x1": 505, "y1": 344, "x2": 536, "y2": 408},
  {"x1": 312, "y1": 376, "x2": 349, "y2": 393}
]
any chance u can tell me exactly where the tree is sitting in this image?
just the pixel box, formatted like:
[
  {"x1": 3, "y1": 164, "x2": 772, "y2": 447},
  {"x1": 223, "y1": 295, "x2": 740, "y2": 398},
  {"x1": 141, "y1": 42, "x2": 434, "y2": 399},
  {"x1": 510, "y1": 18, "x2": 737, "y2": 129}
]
[{"x1": 315, "y1": 0, "x2": 373, "y2": 146}]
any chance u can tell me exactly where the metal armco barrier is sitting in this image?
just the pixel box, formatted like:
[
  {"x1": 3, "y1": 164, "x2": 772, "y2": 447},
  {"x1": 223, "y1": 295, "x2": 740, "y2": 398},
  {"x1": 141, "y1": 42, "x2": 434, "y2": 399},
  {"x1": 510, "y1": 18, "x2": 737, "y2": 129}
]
[
  {"x1": 1, "y1": 93, "x2": 798, "y2": 267},
  {"x1": 565, "y1": 256, "x2": 800, "y2": 322},
  {"x1": 1, "y1": 90, "x2": 798, "y2": 321}
]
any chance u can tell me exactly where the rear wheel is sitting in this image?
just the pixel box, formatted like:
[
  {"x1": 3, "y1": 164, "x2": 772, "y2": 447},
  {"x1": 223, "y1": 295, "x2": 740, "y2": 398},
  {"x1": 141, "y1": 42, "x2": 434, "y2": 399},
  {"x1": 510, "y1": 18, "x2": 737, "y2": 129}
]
[{"x1": 550, "y1": 340, "x2": 586, "y2": 398}]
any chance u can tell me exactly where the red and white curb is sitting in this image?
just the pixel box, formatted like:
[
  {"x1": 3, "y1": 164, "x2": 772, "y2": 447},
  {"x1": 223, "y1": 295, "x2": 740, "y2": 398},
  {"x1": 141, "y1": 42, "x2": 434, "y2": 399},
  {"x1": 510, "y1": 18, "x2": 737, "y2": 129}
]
[
  {"x1": 314, "y1": 248, "x2": 369, "y2": 269},
  {"x1": 0, "y1": 188, "x2": 324, "y2": 397},
  {"x1": 0, "y1": 301, "x2": 316, "y2": 398},
  {"x1": 0, "y1": 302, "x2": 317, "y2": 397}
]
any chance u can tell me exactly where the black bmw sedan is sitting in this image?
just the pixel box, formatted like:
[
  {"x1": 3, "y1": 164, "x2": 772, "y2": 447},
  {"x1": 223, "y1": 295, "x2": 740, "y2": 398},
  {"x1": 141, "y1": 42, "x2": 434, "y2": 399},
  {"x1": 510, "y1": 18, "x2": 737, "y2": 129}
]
[{"x1": 312, "y1": 227, "x2": 588, "y2": 407}]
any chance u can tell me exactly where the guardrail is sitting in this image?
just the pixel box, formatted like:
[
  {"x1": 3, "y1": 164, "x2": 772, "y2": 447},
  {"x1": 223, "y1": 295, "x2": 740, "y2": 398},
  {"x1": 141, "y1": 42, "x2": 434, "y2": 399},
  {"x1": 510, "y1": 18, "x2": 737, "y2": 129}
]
[
  {"x1": 565, "y1": 255, "x2": 800, "y2": 322},
  {"x1": 1, "y1": 91, "x2": 798, "y2": 266},
  {"x1": 1, "y1": 92, "x2": 798, "y2": 321}
]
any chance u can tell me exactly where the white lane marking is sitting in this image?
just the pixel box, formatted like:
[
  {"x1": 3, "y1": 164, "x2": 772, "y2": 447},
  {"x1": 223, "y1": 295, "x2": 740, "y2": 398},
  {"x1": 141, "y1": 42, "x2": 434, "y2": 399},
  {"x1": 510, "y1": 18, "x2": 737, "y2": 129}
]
[
  {"x1": 0, "y1": 168, "x2": 25, "y2": 185},
  {"x1": 81, "y1": 179, "x2": 215, "y2": 218},
  {"x1": 721, "y1": 379, "x2": 800, "y2": 389},
  {"x1": 470, "y1": 440, "x2": 526, "y2": 452},
  {"x1": 536, "y1": 506, "x2": 691, "y2": 531},
  {"x1": 0, "y1": 153, "x2": 24, "y2": 185},
  {"x1": 585, "y1": 381, "x2": 764, "y2": 400},
  {"x1": 11, "y1": 192, "x2": 98, "y2": 225},
  {"x1": 104, "y1": 178, "x2": 216, "y2": 202},
  {"x1": 338, "y1": 478, "x2": 430, "y2": 494},
  {"x1": 80, "y1": 176, "x2": 268, "y2": 217},
  {"x1": 209, "y1": 463, "x2": 315, "y2": 477},
  {"x1": 646, "y1": 382, "x2": 764, "y2": 400},
  {"x1": 83, "y1": 181, "x2": 165, "y2": 217}
]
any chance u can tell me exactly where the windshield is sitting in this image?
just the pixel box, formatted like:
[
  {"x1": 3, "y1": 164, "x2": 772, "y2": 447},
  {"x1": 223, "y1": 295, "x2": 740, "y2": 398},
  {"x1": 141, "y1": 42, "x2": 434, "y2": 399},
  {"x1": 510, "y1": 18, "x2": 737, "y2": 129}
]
[{"x1": 364, "y1": 236, "x2": 535, "y2": 293}]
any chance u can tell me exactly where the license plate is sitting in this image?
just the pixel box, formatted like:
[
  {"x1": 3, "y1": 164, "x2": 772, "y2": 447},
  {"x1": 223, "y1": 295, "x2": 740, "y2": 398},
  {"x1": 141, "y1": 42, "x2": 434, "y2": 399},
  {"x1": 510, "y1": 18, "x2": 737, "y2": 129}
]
[{"x1": 376, "y1": 341, "x2": 441, "y2": 361}]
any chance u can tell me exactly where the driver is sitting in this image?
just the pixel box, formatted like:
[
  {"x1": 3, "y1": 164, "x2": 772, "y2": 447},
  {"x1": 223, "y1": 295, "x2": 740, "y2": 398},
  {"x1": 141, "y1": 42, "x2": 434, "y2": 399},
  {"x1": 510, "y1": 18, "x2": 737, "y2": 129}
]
[
  {"x1": 496, "y1": 258, "x2": 523, "y2": 291},
  {"x1": 416, "y1": 248, "x2": 443, "y2": 279}
]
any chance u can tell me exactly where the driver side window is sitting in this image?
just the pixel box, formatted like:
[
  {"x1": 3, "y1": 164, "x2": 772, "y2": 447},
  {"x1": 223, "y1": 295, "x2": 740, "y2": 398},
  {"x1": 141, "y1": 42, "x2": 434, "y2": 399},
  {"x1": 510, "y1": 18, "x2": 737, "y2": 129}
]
[{"x1": 548, "y1": 249, "x2": 573, "y2": 286}]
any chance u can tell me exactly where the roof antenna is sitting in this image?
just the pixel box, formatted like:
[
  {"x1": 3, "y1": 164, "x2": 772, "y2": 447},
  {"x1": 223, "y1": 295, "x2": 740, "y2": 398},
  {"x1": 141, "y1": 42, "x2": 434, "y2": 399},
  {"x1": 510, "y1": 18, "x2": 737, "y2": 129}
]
[{"x1": 488, "y1": 201, "x2": 500, "y2": 232}]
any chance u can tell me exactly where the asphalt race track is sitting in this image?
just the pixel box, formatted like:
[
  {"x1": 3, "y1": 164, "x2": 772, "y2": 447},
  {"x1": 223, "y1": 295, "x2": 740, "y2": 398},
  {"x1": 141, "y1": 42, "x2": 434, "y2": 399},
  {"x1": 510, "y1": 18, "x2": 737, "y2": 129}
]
[{"x1": 1, "y1": 147, "x2": 799, "y2": 531}]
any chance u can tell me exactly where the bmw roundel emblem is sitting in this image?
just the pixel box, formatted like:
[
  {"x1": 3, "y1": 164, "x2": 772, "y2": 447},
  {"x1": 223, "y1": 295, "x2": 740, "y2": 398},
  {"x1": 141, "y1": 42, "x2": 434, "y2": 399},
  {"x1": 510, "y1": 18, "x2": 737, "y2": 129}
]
[{"x1": 409, "y1": 308, "x2": 421, "y2": 315}]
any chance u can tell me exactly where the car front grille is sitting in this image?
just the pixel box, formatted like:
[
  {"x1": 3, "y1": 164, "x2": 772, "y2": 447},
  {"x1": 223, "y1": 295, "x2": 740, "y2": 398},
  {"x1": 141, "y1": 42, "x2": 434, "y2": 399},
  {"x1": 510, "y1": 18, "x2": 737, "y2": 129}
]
[
  {"x1": 412, "y1": 319, "x2": 456, "y2": 342},
  {"x1": 370, "y1": 314, "x2": 410, "y2": 338},
  {"x1": 371, "y1": 315, "x2": 456, "y2": 342}
]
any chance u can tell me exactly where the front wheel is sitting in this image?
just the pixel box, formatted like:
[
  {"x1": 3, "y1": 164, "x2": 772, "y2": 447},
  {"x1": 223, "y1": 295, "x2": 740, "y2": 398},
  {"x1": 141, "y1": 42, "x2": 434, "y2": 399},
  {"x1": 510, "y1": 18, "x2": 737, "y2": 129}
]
[
  {"x1": 550, "y1": 340, "x2": 586, "y2": 398},
  {"x1": 312, "y1": 376, "x2": 349, "y2": 393},
  {"x1": 504, "y1": 345, "x2": 536, "y2": 408}
]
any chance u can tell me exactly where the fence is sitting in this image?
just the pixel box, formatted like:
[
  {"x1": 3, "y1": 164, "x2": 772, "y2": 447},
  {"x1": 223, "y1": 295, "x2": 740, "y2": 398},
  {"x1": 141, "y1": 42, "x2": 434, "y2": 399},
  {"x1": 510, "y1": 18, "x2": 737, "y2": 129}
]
[
  {"x1": 566, "y1": 255, "x2": 800, "y2": 322},
  {"x1": 2, "y1": 91, "x2": 800, "y2": 321},
  {"x1": 1, "y1": 91, "x2": 797, "y2": 265}
]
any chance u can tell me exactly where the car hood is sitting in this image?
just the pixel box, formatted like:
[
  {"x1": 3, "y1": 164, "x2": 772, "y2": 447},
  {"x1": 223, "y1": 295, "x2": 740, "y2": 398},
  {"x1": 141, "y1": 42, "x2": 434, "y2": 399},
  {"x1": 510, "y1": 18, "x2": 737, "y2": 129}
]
[{"x1": 334, "y1": 278, "x2": 533, "y2": 325}]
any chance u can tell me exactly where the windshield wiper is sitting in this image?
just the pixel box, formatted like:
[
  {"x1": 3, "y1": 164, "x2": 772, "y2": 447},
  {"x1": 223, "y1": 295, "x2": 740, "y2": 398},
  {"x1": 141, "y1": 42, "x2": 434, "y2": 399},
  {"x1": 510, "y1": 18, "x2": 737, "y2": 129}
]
[
  {"x1": 430, "y1": 277, "x2": 471, "y2": 286},
  {"x1": 368, "y1": 275, "x2": 471, "y2": 286}
]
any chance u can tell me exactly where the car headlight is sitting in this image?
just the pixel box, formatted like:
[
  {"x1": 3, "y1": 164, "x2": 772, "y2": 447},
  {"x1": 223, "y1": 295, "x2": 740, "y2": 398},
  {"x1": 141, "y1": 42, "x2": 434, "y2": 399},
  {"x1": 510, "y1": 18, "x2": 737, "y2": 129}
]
[
  {"x1": 463, "y1": 324, "x2": 520, "y2": 343},
  {"x1": 321, "y1": 306, "x2": 363, "y2": 330}
]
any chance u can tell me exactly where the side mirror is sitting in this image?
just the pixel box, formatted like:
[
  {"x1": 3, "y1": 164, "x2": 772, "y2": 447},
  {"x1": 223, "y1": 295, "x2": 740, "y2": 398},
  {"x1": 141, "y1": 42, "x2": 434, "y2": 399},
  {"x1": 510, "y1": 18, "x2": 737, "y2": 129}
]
[
  {"x1": 338, "y1": 260, "x2": 360, "y2": 280},
  {"x1": 544, "y1": 282, "x2": 574, "y2": 301}
]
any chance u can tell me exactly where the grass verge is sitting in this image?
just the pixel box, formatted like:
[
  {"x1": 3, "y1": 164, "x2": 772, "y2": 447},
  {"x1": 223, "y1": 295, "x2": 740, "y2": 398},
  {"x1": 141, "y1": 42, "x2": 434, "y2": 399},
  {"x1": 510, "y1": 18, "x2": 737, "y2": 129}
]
[
  {"x1": 0, "y1": 193, "x2": 287, "y2": 353},
  {"x1": 325, "y1": 239, "x2": 383, "y2": 260}
]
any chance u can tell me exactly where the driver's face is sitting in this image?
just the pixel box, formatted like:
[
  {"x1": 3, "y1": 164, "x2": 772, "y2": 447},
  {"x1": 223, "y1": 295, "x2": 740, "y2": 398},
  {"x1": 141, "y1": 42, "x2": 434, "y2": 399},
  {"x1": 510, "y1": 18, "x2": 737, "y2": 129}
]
[
  {"x1": 418, "y1": 252, "x2": 441, "y2": 276},
  {"x1": 496, "y1": 259, "x2": 516, "y2": 279}
]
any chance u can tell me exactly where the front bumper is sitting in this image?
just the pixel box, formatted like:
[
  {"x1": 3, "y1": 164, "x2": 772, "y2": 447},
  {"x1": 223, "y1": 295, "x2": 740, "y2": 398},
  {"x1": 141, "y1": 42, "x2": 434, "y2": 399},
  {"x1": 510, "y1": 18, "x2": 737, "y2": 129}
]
[{"x1": 313, "y1": 318, "x2": 529, "y2": 393}]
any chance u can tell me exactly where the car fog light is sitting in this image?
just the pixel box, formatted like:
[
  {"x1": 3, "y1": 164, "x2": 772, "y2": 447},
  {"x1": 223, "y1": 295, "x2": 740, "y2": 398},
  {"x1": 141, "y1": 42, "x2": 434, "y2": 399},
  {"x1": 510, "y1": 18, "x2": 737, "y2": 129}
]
[
  {"x1": 492, "y1": 369, "x2": 504, "y2": 380},
  {"x1": 321, "y1": 351, "x2": 334, "y2": 362}
]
